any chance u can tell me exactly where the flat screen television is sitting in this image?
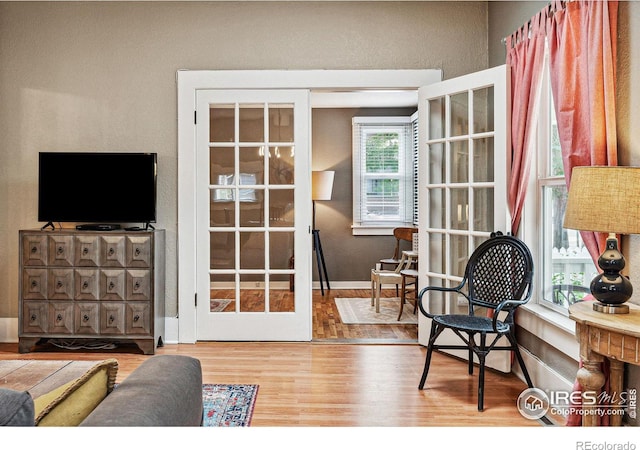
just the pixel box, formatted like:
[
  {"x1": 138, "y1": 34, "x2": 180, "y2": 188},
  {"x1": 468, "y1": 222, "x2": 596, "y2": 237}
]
[{"x1": 38, "y1": 152, "x2": 157, "y2": 228}]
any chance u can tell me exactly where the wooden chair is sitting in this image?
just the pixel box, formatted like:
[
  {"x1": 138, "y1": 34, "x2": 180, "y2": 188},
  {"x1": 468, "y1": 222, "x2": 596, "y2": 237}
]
[
  {"x1": 399, "y1": 253, "x2": 419, "y2": 320},
  {"x1": 371, "y1": 250, "x2": 417, "y2": 317},
  {"x1": 379, "y1": 227, "x2": 418, "y2": 270}
]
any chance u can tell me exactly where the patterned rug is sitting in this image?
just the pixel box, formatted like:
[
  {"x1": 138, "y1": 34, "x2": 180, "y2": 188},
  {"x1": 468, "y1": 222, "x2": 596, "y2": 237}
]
[
  {"x1": 210, "y1": 299, "x2": 231, "y2": 312},
  {"x1": 202, "y1": 384, "x2": 259, "y2": 427},
  {"x1": 335, "y1": 297, "x2": 418, "y2": 324}
]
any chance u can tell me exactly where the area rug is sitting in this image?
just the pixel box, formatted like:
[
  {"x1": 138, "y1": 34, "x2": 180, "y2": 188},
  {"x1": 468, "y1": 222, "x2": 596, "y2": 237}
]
[
  {"x1": 202, "y1": 384, "x2": 259, "y2": 427},
  {"x1": 210, "y1": 299, "x2": 231, "y2": 312},
  {"x1": 335, "y1": 297, "x2": 418, "y2": 324}
]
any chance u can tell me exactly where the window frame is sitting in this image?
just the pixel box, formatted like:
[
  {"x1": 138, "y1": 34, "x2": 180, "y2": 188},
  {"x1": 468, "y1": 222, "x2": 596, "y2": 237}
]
[
  {"x1": 522, "y1": 43, "x2": 597, "y2": 319},
  {"x1": 351, "y1": 114, "x2": 417, "y2": 235}
]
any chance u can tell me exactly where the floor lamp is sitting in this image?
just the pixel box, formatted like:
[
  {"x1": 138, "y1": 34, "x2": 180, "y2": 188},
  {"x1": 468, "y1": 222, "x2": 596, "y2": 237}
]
[{"x1": 312, "y1": 170, "x2": 334, "y2": 296}]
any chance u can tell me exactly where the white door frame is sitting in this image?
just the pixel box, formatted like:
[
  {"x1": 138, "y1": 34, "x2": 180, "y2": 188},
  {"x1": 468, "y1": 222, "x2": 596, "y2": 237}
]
[
  {"x1": 417, "y1": 65, "x2": 511, "y2": 371},
  {"x1": 177, "y1": 69, "x2": 442, "y2": 343}
]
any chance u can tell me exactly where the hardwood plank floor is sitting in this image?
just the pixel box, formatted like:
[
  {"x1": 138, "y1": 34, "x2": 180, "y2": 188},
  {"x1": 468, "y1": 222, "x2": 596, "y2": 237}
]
[
  {"x1": 312, "y1": 288, "x2": 418, "y2": 341},
  {"x1": 0, "y1": 289, "x2": 554, "y2": 428},
  {"x1": 0, "y1": 341, "x2": 540, "y2": 427}
]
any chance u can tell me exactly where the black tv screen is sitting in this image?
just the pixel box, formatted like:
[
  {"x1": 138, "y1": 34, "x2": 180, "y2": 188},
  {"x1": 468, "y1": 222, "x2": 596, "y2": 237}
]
[{"x1": 38, "y1": 152, "x2": 157, "y2": 225}]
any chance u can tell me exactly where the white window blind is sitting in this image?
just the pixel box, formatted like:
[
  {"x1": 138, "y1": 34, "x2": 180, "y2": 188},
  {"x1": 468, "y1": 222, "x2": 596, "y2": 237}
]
[
  {"x1": 411, "y1": 111, "x2": 419, "y2": 226},
  {"x1": 352, "y1": 116, "x2": 414, "y2": 231}
]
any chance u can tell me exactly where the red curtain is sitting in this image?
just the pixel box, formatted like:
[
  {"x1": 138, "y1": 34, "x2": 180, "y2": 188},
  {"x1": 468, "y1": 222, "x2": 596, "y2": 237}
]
[
  {"x1": 546, "y1": 0, "x2": 618, "y2": 427},
  {"x1": 548, "y1": 0, "x2": 619, "y2": 263},
  {"x1": 506, "y1": 10, "x2": 548, "y2": 235}
]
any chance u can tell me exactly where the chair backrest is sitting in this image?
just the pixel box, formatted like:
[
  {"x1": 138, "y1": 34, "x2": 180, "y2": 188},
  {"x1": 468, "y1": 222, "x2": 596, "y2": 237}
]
[
  {"x1": 464, "y1": 234, "x2": 534, "y2": 311},
  {"x1": 389, "y1": 227, "x2": 418, "y2": 259}
]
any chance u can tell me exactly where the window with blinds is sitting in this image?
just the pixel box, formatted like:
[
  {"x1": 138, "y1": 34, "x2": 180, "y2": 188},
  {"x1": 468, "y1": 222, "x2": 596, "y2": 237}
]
[{"x1": 352, "y1": 116, "x2": 415, "y2": 234}]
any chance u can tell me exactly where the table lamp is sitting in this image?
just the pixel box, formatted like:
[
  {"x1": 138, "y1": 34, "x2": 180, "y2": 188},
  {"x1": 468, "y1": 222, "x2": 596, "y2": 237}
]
[
  {"x1": 563, "y1": 166, "x2": 640, "y2": 314},
  {"x1": 311, "y1": 170, "x2": 335, "y2": 295}
]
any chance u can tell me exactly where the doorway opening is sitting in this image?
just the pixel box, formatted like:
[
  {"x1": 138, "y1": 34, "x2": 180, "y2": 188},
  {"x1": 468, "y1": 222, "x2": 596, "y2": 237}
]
[{"x1": 177, "y1": 70, "x2": 441, "y2": 344}]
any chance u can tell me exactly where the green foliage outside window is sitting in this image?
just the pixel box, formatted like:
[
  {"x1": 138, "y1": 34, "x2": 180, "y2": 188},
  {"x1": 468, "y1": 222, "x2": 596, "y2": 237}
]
[{"x1": 365, "y1": 132, "x2": 400, "y2": 196}]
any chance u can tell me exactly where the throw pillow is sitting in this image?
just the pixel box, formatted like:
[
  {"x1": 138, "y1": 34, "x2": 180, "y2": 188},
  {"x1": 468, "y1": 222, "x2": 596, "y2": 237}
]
[
  {"x1": 33, "y1": 358, "x2": 118, "y2": 426},
  {"x1": 0, "y1": 388, "x2": 35, "y2": 426}
]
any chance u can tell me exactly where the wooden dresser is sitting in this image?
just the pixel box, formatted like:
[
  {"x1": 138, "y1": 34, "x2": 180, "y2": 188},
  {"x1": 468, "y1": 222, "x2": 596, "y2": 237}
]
[{"x1": 18, "y1": 229, "x2": 165, "y2": 355}]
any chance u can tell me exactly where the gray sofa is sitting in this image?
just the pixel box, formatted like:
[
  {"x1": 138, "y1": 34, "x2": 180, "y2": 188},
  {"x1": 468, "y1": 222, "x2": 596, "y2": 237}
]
[{"x1": 1, "y1": 355, "x2": 203, "y2": 427}]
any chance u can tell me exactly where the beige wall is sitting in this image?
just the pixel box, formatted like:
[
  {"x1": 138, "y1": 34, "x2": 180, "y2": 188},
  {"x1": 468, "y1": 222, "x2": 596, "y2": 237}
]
[
  {"x1": 312, "y1": 107, "x2": 416, "y2": 282},
  {"x1": 2, "y1": 0, "x2": 637, "y2": 321},
  {"x1": 0, "y1": 1, "x2": 489, "y2": 319}
]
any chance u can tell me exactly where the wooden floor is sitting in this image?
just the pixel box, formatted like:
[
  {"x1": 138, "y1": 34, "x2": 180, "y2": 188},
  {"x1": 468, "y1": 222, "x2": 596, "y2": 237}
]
[
  {"x1": 312, "y1": 288, "x2": 418, "y2": 341},
  {"x1": 0, "y1": 289, "x2": 552, "y2": 428}
]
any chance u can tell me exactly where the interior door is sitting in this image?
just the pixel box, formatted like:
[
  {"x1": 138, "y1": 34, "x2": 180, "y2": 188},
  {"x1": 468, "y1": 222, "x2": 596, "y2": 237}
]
[
  {"x1": 195, "y1": 89, "x2": 311, "y2": 341},
  {"x1": 417, "y1": 65, "x2": 511, "y2": 372}
]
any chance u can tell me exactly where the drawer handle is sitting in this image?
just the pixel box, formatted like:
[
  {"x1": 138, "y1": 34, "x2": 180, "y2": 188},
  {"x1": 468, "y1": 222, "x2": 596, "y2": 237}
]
[
  {"x1": 31, "y1": 280, "x2": 38, "y2": 288},
  {"x1": 57, "y1": 246, "x2": 64, "y2": 255},
  {"x1": 135, "y1": 247, "x2": 141, "y2": 257},
  {"x1": 83, "y1": 314, "x2": 90, "y2": 322},
  {"x1": 56, "y1": 314, "x2": 62, "y2": 322},
  {"x1": 108, "y1": 281, "x2": 115, "y2": 290},
  {"x1": 82, "y1": 247, "x2": 89, "y2": 256},
  {"x1": 82, "y1": 281, "x2": 89, "y2": 289},
  {"x1": 30, "y1": 314, "x2": 37, "y2": 321},
  {"x1": 108, "y1": 247, "x2": 115, "y2": 256},
  {"x1": 108, "y1": 315, "x2": 115, "y2": 324},
  {"x1": 133, "y1": 314, "x2": 140, "y2": 322},
  {"x1": 134, "y1": 281, "x2": 141, "y2": 291},
  {"x1": 31, "y1": 246, "x2": 38, "y2": 254},
  {"x1": 56, "y1": 280, "x2": 63, "y2": 289}
]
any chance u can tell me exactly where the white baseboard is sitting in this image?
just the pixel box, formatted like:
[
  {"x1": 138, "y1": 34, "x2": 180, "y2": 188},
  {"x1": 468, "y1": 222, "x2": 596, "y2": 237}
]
[
  {"x1": 163, "y1": 316, "x2": 179, "y2": 344},
  {"x1": 0, "y1": 317, "x2": 181, "y2": 345},
  {"x1": 313, "y1": 280, "x2": 374, "y2": 290},
  {"x1": 0, "y1": 318, "x2": 18, "y2": 343},
  {"x1": 513, "y1": 345, "x2": 574, "y2": 423}
]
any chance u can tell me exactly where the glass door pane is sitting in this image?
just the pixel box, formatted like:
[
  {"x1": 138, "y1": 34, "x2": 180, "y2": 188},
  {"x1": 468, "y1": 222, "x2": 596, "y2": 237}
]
[
  {"x1": 418, "y1": 66, "x2": 509, "y2": 372},
  {"x1": 197, "y1": 89, "x2": 311, "y2": 343}
]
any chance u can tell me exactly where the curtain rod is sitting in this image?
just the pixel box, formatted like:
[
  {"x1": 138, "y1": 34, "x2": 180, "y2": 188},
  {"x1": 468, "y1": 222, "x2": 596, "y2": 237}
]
[{"x1": 502, "y1": 1, "x2": 557, "y2": 45}]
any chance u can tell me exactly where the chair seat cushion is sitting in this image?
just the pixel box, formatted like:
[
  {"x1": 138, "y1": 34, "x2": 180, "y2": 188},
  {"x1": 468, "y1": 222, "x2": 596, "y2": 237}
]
[{"x1": 433, "y1": 314, "x2": 509, "y2": 333}]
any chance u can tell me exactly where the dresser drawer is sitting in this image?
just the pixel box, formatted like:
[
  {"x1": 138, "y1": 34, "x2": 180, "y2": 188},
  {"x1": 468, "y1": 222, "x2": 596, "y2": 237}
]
[
  {"x1": 74, "y1": 302, "x2": 100, "y2": 335},
  {"x1": 22, "y1": 301, "x2": 48, "y2": 334},
  {"x1": 22, "y1": 269, "x2": 47, "y2": 300},
  {"x1": 48, "y1": 301, "x2": 74, "y2": 334},
  {"x1": 21, "y1": 234, "x2": 48, "y2": 266},
  {"x1": 100, "y1": 302, "x2": 125, "y2": 335}
]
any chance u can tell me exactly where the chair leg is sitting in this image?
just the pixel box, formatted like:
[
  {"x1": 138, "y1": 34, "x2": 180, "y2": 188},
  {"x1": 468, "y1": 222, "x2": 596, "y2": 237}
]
[
  {"x1": 398, "y1": 277, "x2": 406, "y2": 321},
  {"x1": 508, "y1": 331, "x2": 534, "y2": 388},
  {"x1": 419, "y1": 321, "x2": 439, "y2": 390},
  {"x1": 468, "y1": 332, "x2": 475, "y2": 375},
  {"x1": 477, "y1": 333, "x2": 487, "y2": 411},
  {"x1": 370, "y1": 275, "x2": 375, "y2": 307}
]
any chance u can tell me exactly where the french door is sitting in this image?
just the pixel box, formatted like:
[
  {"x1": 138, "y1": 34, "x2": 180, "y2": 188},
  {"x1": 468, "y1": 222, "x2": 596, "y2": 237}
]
[
  {"x1": 417, "y1": 65, "x2": 511, "y2": 372},
  {"x1": 195, "y1": 89, "x2": 311, "y2": 340}
]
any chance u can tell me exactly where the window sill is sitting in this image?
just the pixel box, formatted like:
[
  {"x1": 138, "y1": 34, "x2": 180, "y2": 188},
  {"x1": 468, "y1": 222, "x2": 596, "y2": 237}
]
[
  {"x1": 351, "y1": 225, "x2": 395, "y2": 236},
  {"x1": 351, "y1": 223, "x2": 415, "y2": 236},
  {"x1": 518, "y1": 302, "x2": 579, "y2": 361}
]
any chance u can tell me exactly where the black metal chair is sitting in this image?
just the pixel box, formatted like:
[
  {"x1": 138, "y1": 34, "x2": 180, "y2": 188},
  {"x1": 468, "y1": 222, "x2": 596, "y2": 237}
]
[
  {"x1": 552, "y1": 284, "x2": 589, "y2": 307},
  {"x1": 417, "y1": 232, "x2": 535, "y2": 411}
]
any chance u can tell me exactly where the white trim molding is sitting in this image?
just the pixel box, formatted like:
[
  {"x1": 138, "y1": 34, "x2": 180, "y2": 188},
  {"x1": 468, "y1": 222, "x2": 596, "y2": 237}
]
[{"x1": 177, "y1": 69, "x2": 442, "y2": 344}]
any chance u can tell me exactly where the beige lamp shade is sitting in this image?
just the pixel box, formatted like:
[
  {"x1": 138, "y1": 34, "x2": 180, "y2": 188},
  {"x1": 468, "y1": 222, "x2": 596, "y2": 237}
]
[
  {"x1": 312, "y1": 171, "x2": 335, "y2": 201},
  {"x1": 563, "y1": 166, "x2": 640, "y2": 235}
]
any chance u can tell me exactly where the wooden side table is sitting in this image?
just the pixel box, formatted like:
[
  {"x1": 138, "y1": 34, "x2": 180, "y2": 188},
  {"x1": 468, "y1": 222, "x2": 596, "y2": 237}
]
[{"x1": 568, "y1": 301, "x2": 640, "y2": 426}]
